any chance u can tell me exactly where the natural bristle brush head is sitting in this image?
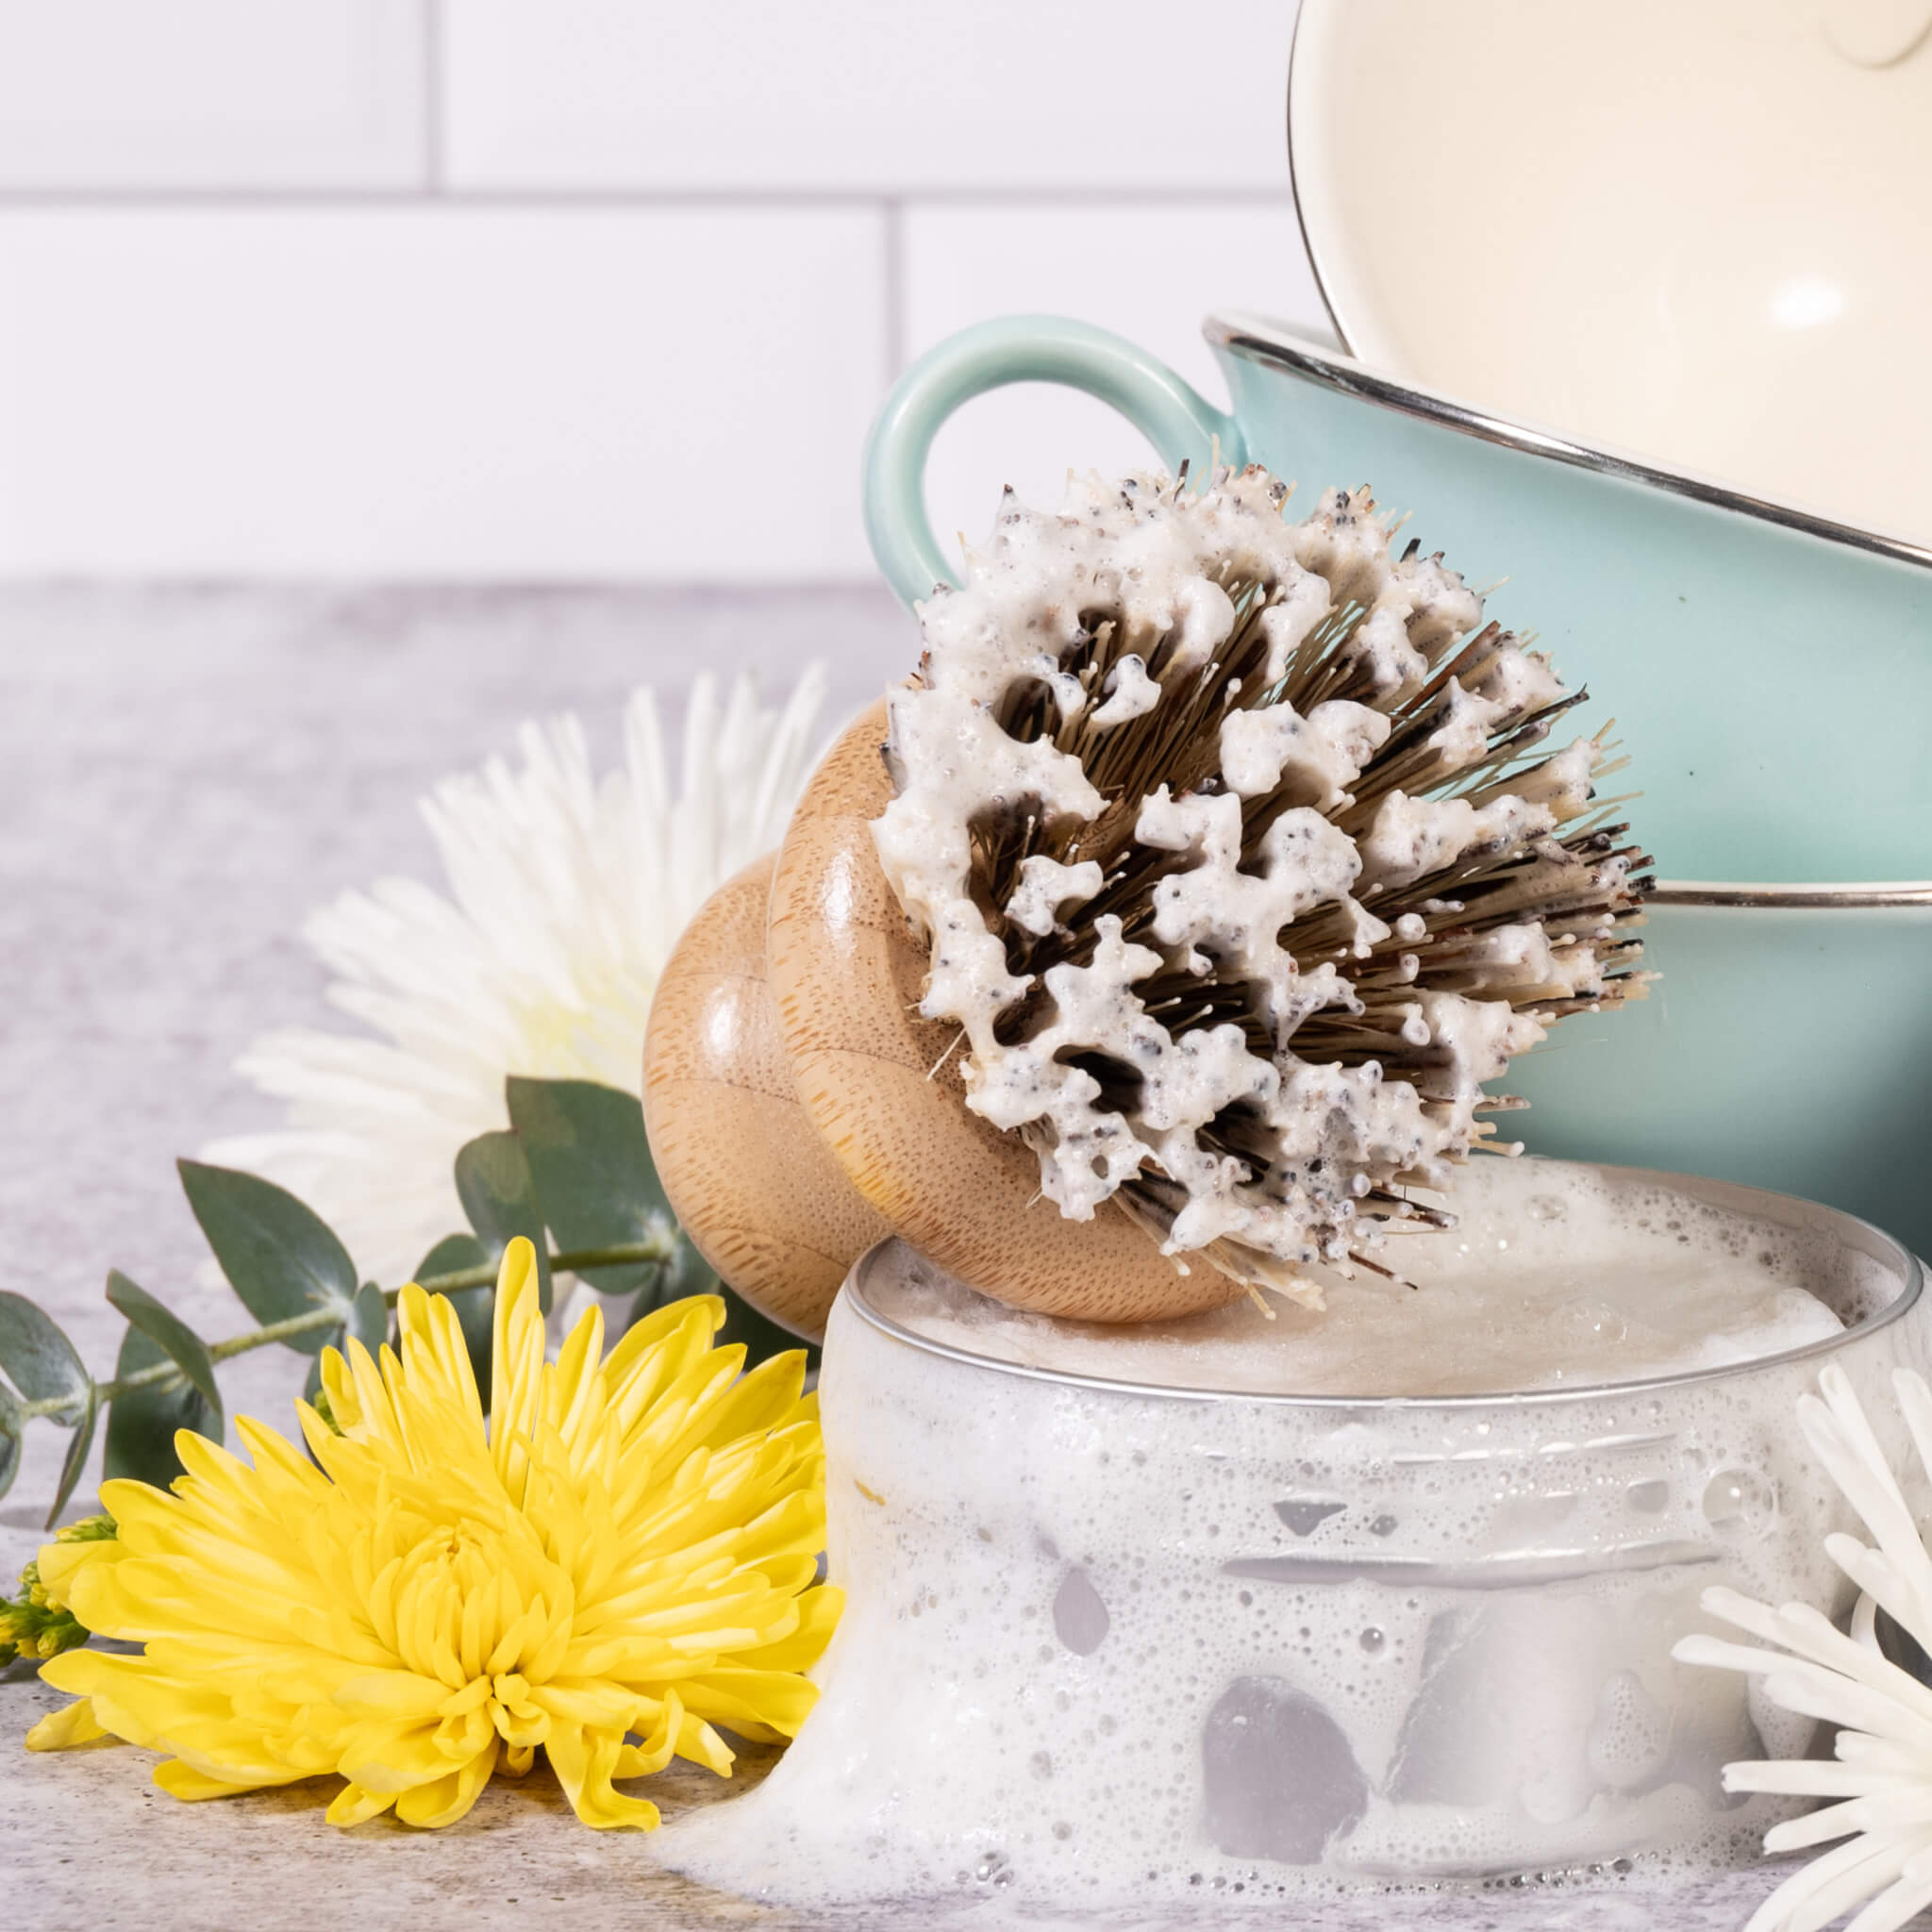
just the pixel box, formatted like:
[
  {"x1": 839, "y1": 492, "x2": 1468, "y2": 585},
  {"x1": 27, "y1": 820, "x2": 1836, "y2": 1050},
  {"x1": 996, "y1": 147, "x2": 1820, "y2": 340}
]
[
  {"x1": 868, "y1": 465, "x2": 1651, "y2": 1312},
  {"x1": 642, "y1": 462, "x2": 1651, "y2": 1330}
]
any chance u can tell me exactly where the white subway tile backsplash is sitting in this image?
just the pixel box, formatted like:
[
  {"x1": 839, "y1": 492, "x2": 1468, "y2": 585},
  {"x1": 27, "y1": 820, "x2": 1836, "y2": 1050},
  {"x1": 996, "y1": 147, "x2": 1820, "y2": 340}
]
[
  {"x1": 0, "y1": 1, "x2": 428, "y2": 191},
  {"x1": 0, "y1": 209, "x2": 885, "y2": 578},
  {"x1": 899, "y1": 199, "x2": 1335, "y2": 582},
  {"x1": 443, "y1": 0, "x2": 1299, "y2": 192},
  {"x1": 0, "y1": 8, "x2": 1348, "y2": 581}
]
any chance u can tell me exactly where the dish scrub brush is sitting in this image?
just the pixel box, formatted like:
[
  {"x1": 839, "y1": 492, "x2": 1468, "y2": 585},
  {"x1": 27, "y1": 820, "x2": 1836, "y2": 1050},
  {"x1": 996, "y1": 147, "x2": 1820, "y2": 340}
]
[{"x1": 643, "y1": 464, "x2": 1649, "y2": 1331}]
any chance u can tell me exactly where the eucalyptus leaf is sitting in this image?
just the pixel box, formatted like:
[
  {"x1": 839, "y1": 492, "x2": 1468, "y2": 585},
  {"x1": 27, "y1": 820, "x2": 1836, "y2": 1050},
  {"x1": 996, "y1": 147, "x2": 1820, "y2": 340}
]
[
  {"x1": 105, "y1": 1270, "x2": 221, "y2": 1412},
  {"x1": 177, "y1": 1160, "x2": 357, "y2": 1354},
  {"x1": 415, "y1": 1232, "x2": 490, "y2": 1291},
  {"x1": 0, "y1": 1379, "x2": 21, "y2": 1503},
  {"x1": 301, "y1": 1281, "x2": 391, "y2": 1406},
  {"x1": 417, "y1": 1234, "x2": 492, "y2": 1391},
  {"x1": 507, "y1": 1077, "x2": 673, "y2": 1294},
  {"x1": 48, "y1": 1382, "x2": 99, "y2": 1528},
  {"x1": 659, "y1": 1235, "x2": 716, "y2": 1303},
  {"x1": 105, "y1": 1326, "x2": 222, "y2": 1488},
  {"x1": 454, "y1": 1133, "x2": 551, "y2": 1313},
  {"x1": 620, "y1": 1236, "x2": 714, "y2": 1326},
  {"x1": 0, "y1": 1292, "x2": 91, "y2": 1421},
  {"x1": 625, "y1": 1241, "x2": 814, "y2": 1372},
  {"x1": 349, "y1": 1282, "x2": 388, "y2": 1353}
]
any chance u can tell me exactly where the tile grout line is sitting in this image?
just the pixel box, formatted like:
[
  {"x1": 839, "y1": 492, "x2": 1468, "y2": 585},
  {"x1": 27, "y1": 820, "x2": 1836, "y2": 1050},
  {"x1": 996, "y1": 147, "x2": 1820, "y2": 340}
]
[
  {"x1": 882, "y1": 195, "x2": 906, "y2": 379},
  {"x1": 422, "y1": 0, "x2": 444, "y2": 194},
  {"x1": 0, "y1": 187, "x2": 1298, "y2": 211}
]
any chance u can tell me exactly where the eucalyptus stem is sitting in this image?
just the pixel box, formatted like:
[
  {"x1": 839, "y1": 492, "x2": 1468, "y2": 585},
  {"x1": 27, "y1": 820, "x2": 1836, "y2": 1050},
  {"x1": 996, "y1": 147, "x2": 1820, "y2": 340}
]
[{"x1": 17, "y1": 1239, "x2": 677, "y2": 1421}]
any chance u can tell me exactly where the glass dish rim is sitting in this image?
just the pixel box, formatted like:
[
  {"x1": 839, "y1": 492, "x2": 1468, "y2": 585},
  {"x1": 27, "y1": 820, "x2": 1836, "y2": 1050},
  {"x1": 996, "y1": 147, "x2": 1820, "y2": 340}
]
[{"x1": 842, "y1": 1162, "x2": 1923, "y2": 1412}]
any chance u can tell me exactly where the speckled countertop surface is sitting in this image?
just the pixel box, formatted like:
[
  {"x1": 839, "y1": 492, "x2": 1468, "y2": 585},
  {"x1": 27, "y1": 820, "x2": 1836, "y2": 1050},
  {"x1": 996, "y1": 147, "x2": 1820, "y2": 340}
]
[{"x1": 0, "y1": 589, "x2": 1791, "y2": 1929}]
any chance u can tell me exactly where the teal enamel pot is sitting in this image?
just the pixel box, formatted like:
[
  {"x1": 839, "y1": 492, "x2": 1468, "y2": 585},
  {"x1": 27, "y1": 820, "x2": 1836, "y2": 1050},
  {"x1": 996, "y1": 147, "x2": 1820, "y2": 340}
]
[{"x1": 861, "y1": 312, "x2": 1932, "y2": 1253}]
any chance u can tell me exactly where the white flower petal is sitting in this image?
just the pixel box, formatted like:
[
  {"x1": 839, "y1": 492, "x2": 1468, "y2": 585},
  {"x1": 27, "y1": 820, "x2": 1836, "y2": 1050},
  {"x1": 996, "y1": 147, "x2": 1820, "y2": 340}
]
[
  {"x1": 1676, "y1": 1632, "x2": 1792, "y2": 1675},
  {"x1": 1724, "y1": 1759, "x2": 1901, "y2": 1799},
  {"x1": 1840, "y1": 1731, "x2": 1932, "y2": 1777},
  {"x1": 1763, "y1": 1668, "x2": 1932, "y2": 1751},
  {"x1": 1750, "y1": 1826, "x2": 1916, "y2": 1932},
  {"x1": 1810, "y1": 1374, "x2": 1932, "y2": 1582},
  {"x1": 204, "y1": 669, "x2": 828, "y2": 1284},
  {"x1": 1847, "y1": 1869, "x2": 1932, "y2": 1932},
  {"x1": 1767, "y1": 1788, "x2": 1932, "y2": 1855},
  {"x1": 1772, "y1": 1600, "x2": 1932, "y2": 1730}
]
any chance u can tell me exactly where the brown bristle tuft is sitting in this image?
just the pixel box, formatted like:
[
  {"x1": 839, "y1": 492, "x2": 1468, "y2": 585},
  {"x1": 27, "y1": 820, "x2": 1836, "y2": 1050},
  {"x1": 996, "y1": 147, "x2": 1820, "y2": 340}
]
[{"x1": 870, "y1": 466, "x2": 1648, "y2": 1300}]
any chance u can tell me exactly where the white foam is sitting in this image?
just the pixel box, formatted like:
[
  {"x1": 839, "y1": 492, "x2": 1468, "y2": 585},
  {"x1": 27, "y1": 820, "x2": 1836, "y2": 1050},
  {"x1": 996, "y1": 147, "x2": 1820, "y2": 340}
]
[
  {"x1": 878, "y1": 1158, "x2": 1847, "y2": 1398},
  {"x1": 653, "y1": 1160, "x2": 1916, "y2": 1916}
]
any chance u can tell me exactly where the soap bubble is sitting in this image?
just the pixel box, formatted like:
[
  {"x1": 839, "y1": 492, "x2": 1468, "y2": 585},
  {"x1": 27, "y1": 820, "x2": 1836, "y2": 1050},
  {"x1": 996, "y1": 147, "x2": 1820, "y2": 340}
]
[
  {"x1": 1052, "y1": 1567, "x2": 1110, "y2": 1655},
  {"x1": 1201, "y1": 1676, "x2": 1369, "y2": 1863},
  {"x1": 1274, "y1": 1499, "x2": 1345, "y2": 1537},
  {"x1": 1701, "y1": 1468, "x2": 1777, "y2": 1541}
]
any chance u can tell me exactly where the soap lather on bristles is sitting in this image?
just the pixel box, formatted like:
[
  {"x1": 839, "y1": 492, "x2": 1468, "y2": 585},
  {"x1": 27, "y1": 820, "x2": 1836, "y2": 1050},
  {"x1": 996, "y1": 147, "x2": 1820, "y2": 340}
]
[{"x1": 872, "y1": 465, "x2": 1651, "y2": 1305}]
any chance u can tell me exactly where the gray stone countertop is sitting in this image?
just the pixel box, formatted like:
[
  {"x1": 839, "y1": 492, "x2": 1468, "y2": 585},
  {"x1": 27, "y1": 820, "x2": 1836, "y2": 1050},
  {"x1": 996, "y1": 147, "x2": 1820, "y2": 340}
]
[{"x1": 0, "y1": 588, "x2": 1790, "y2": 1928}]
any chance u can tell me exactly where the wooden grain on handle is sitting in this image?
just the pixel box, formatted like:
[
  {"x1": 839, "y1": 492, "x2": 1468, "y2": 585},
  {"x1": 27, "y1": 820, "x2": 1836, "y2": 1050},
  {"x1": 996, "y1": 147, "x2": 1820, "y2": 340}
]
[
  {"x1": 642, "y1": 853, "x2": 888, "y2": 1341},
  {"x1": 766, "y1": 703, "x2": 1242, "y2": 1323}
]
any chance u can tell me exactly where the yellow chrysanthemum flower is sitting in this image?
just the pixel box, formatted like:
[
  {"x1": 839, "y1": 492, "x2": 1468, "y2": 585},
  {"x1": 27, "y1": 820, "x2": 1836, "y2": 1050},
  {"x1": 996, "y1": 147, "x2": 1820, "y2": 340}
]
[
  {"x1": 0, "y1": 1514, "x2": 115, "y2": 1668},
  {"x1": 25, "y1": 1238, "x2": 839, "y2": 1831}
]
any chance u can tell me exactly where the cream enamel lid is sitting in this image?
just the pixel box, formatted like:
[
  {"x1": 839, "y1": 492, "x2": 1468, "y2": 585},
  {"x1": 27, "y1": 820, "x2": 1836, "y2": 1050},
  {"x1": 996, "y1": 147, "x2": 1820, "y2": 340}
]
[{"x1": 1288, "y1": 0, "x2": 1932, "y2": 552}]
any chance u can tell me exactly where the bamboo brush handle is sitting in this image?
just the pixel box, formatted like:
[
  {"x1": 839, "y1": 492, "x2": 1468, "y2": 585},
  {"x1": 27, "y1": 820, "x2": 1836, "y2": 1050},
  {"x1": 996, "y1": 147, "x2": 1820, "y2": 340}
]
[
  {"x1": 642, "y1": 852, "x2": 890, "y2": 1339},
  {"x1": 645, "y1": 704, "x2": 1248, "y2": 1330}
]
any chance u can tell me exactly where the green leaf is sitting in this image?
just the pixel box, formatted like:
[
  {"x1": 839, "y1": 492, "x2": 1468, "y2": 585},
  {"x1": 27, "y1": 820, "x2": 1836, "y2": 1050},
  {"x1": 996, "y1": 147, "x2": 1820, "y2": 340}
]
[
  {"x1": 350, "y1": 1282, "x2": 388, "y2": 1353},
  {"x1": 177, "y1": 1160, "x2": 358, "y2": 1354},
  {"x1": 48, "y1": 1382, "x2": 99, "y2": 1528},
  {"x1": 454, "y1": 1133, "x2": 551, "y2": 1314},
  {"x1": 105, "y1": 1271, "x2": 221, "y2": 1412},
  {"x1": 507, "y1": 1077, "x2": 674, "y2": 1295},
  {"x1": 415, "y1": 1232, "x2": 490, "y2": 1291},
  {"x1": 300, "y1": 1281, "x2": 390, "y2": 1406},
  {"x1": 620, "y1": 1241, "x2": 815, "y2": 1373},
  {"x1": 0, "y1": 1379, "x2": 21, "y2": 1503},
  {"x1": 105, "y1": 1326, "x2": 222, "y2": 1488},
  {"x1": 416, "y1": 1234, "x2": 492, "y2": 1391},
  {"x1": 0, "y1": 1292, "x2": 91, "y2": 1421},
  {"x1": 659, "y1": 1235, "x2": 714, "y2": 1302}
]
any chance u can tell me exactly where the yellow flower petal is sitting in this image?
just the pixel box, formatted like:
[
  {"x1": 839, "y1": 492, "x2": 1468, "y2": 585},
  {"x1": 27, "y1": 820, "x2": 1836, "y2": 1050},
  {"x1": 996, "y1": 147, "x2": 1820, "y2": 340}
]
[
  {"x1": 490, "y1": 1238, "x2": 545, "y2": 1500},
  {"x1": 33, "y1": 1537, "x2": 124, "y2": 1613},
  {"x1": 330, "y1": 1671, "x2": 455, "y2": 1723},
  {"x1": 678, "y1": 1668, "x2": 822, "y2": 1742},
  {"x1": 25, "y1": 1697, "x2": 108, "y2": 1751},
  {"x1": 153, "y1": 1759, "x2": 285, "y2": 1802},
  {"x1": 394, "y1": 1738, "x2": 498, "y2": 1828},
  {"x1": 546, "y1": 1720, "x2": 661, "y2": 1830},
  {"x1": 17, "y1": 1251, "x2": 837, "y2": 1835},
  {"x1": 613, "y1": 1690, "x2": 681, "y2": 1780},
  {"x1": 724, "y1": 1583, "x2": 844, "y2": 1676},
  {"x1": 325, "y1": 1781, "x2": 396, "y2": 1827},
  {"x1": 671, "y1": 1708, "x2": 736, "y2": 1777},
  {"x1": 338, "y1": 1722, "x2": 461, "y2": 1794}
]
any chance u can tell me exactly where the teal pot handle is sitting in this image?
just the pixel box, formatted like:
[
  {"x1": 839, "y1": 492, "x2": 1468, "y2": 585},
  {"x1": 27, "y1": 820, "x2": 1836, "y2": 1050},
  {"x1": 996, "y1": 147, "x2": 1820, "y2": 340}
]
[{"x1": 862, "y1": 314, "x2": 1246, "y2": 608}]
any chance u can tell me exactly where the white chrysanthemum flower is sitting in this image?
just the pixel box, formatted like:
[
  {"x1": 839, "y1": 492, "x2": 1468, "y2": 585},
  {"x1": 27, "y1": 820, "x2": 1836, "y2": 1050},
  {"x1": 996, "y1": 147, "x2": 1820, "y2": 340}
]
[
  {"x1": 204, "y1": 669, "x2": 827, "y2": 1285},
  {"x1": 1674, "y1": 1364, "x2": 1932, "y2": 1932}
]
